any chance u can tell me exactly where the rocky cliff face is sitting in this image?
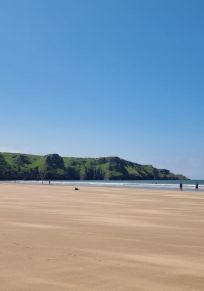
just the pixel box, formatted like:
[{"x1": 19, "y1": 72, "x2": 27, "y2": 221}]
[{"x1": 0, "y1": 152, "x2": 188, "y2": 180}]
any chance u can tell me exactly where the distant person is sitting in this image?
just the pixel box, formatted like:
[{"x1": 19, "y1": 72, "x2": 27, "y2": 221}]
[
  {"x1": 180, "y1": 183, "x2": 183, "y2": 191},
  {"x1": 195, "y1": 184, "x2": 199, "y2": 191}
]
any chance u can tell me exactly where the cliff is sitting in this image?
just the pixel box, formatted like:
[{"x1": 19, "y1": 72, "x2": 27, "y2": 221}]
[{"x1": 0, "y1": 152, "x2": 188, "y2": 180}]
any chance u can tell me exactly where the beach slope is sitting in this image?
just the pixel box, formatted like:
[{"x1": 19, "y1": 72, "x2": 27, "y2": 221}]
[{"x1": 0, "y1": 184, "x2": 204, "y2": 290}]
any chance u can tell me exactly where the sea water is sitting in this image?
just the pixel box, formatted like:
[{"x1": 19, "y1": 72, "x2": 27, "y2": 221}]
[{"x1": 6, "y1": 179, "x2": 204, "y2": 191}]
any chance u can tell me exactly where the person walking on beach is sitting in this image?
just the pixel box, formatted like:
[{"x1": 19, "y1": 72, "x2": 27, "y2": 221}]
[
  {"x1": 180, "y1": 183, "x2": 183, "y2": 191},
  {"x1": 195, "y1": 183, "x2": 199, "y2": 191}
]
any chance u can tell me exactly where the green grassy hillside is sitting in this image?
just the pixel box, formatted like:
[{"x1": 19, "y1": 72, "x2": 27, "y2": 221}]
[{"x1": 0, "y1": 152, "x2": 187, "y2": 180}]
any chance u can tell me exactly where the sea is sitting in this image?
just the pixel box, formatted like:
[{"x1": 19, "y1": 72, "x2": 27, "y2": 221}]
[{"x1": 5, "y1": 179, "x2": 204, "y2": 191}]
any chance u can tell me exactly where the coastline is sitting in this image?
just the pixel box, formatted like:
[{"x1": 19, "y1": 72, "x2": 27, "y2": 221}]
[
  {"x1": 1, "y1": 179, "x2": 204, "y2": 192},
  {"x1": 0, "y1": 184, "x2": 204, "y2": 290}
]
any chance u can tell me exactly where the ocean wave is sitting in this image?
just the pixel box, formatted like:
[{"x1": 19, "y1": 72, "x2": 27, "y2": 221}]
[{"x1": 4, "y1": 180, "x2": 204, "y2": 191}]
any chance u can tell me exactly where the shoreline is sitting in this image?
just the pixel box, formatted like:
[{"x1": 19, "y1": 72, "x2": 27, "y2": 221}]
[{"x1": 1, "y1": 179, "x2": 204, "y2": 192}]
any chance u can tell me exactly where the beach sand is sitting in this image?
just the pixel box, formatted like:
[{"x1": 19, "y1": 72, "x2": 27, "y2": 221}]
[{"x1": 0, "y1": 184, "x2": 204, "y2": 290}]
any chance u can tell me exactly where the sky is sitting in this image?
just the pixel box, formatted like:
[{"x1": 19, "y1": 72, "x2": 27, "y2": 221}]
[{"x1": 0, "y1": 0, "x2": 204, "y2": 179}]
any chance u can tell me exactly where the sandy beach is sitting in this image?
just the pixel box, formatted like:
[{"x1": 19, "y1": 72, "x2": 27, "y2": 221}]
[{"x1": 0, "y1": 184, "x2": 204, "y2": 291}]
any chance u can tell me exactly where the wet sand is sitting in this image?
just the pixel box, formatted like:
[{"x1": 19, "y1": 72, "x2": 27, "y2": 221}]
[{"x1": 0, "y1": 184, "x2": 204, "y2": 290}]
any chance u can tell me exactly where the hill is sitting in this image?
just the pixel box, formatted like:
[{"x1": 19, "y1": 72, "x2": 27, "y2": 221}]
[{"x1": 0, "y1": 152, "x2": 187, "y2": 181}]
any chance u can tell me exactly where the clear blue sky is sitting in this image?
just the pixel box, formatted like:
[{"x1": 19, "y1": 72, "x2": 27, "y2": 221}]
[{"x1": 0, "y1": 0, "x2": 203, "y2": 179}]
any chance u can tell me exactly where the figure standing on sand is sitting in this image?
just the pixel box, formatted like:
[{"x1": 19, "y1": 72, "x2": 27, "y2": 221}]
[
  {"x1": 180, "y1": 183, "x2": 183, "y2": 191},
  {"x1": 195, "y1": 184, "x2": 199, "y2": 191}
]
